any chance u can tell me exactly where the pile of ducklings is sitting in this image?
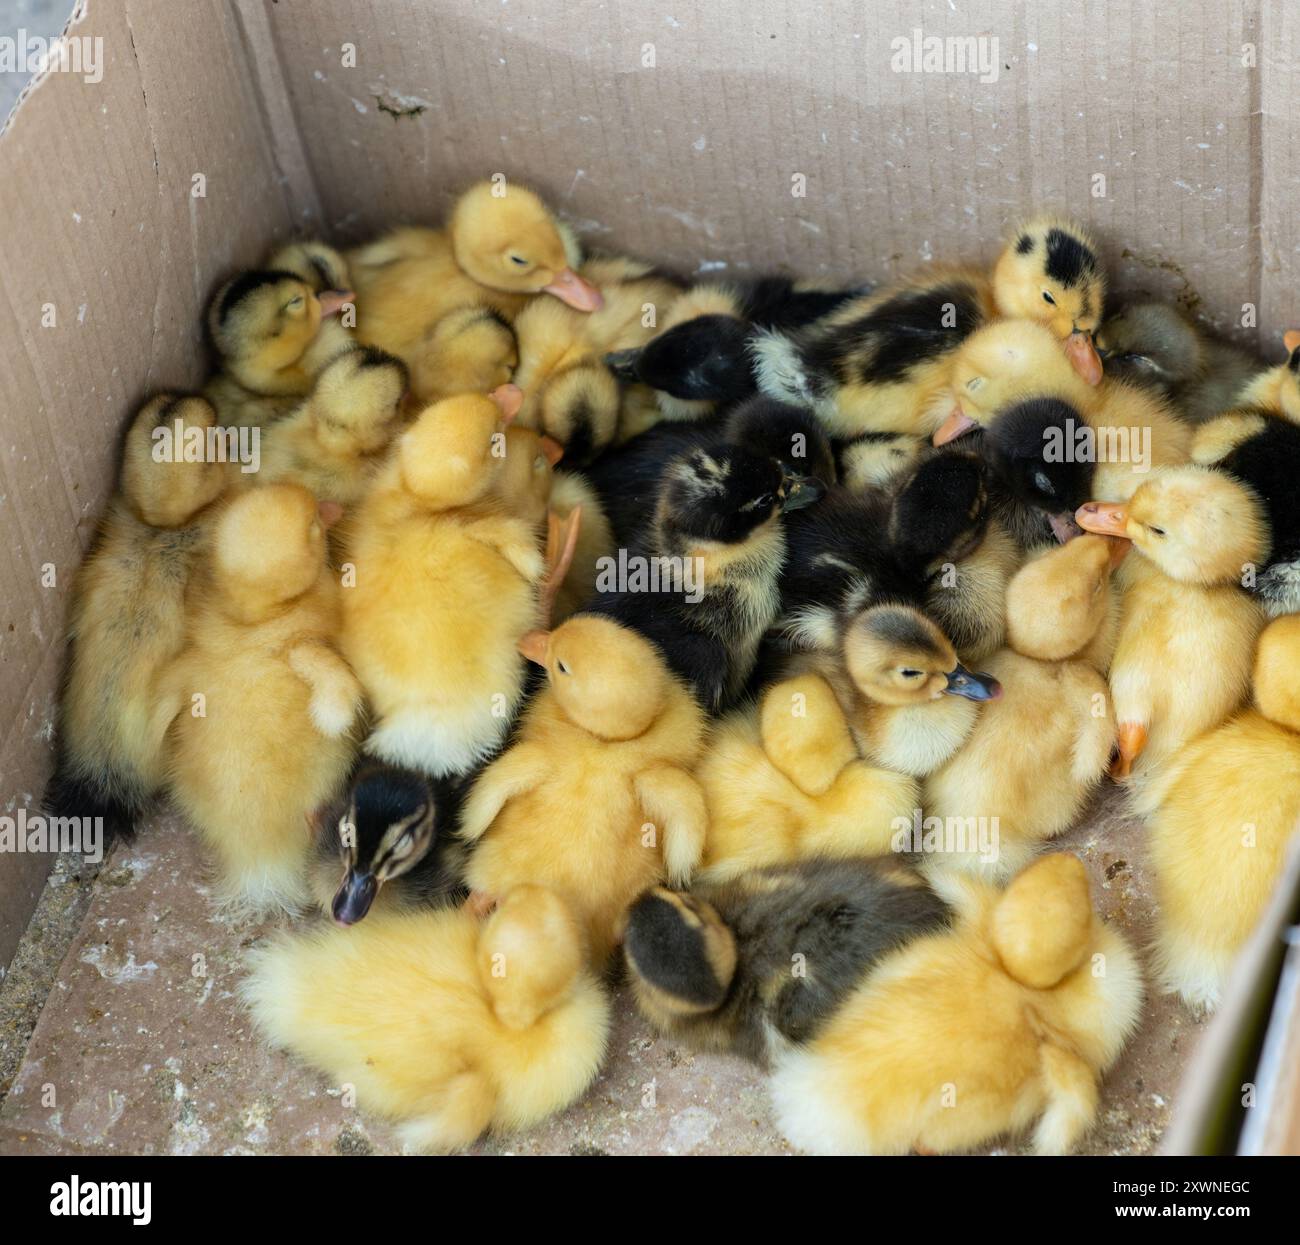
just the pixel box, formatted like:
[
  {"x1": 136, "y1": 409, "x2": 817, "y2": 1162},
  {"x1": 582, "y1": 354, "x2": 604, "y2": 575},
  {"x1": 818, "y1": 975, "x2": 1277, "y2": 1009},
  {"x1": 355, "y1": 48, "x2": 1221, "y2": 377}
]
[{"x1": 46, "y1": 178, "x2": 1300, "y2": 1154}]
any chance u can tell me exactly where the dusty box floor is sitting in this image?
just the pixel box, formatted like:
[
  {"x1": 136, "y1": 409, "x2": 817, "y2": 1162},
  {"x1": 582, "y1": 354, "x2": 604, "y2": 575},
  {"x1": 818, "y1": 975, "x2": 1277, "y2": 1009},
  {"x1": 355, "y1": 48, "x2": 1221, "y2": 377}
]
[{"x1": 0, "y1": 786, "x2": 1197, "y2": 1156}]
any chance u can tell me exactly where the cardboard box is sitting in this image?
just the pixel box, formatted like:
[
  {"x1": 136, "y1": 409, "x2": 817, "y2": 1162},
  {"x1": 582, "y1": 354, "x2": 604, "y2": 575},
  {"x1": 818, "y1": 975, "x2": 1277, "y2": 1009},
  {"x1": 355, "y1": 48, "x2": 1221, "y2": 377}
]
[{"x1": 1, "y1": 0, "x2": 1297, "y2": 969}]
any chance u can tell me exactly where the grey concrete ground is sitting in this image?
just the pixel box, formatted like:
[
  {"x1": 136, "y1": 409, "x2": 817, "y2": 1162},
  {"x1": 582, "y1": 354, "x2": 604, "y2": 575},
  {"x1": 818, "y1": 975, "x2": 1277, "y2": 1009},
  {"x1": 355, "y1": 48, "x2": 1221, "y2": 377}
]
[{"x1": 0, "y1": 784, "x2": 1198, "y2": 1156}]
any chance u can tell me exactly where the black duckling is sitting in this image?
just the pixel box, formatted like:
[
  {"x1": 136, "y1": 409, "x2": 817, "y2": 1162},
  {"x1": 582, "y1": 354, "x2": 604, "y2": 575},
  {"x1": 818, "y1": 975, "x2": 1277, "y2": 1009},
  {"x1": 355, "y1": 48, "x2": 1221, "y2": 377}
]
[
  {"x1": 622, "y1": 856, "x2": 952, "y2": 1064},
  {"x1": 605, "y1": 276, "x2": 863, "y2": 419},
  {"x1": 589, "y1": 441, "x2": 824, "y2": 714},
  {"x1": 1094, "y1": 301, "x2": 1261, "y2": 425},
  {"x1": 310, "y1": 761, "x2": 468, "y2": 925}
]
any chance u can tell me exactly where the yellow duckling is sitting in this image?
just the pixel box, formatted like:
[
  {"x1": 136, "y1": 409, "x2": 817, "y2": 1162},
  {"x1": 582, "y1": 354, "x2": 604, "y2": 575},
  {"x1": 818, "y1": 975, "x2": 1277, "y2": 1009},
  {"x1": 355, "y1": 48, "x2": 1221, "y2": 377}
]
[
  {"x1": 769, "y1": 854, "x2": 1143, "y2": 1155},
  {"x1": 1135, "y1": 616, "x2": 1300, "y2": 1012},
  {"x1": 459, "y1": 615, "x2": 709, "y2": 966},
  {"x1": 348, "y1": 180, "x2": 602, "y2": 403},
  {"x1": 45, "y1": 395, "x2": 228, "y2": 841},
  {"x1": 1076, "y1": 465, "x2": 1269, "y2": 778},
  {"x1": 339, "y1": 391, "x2": 554, "y2": 779},
  {"x1": 243, "y1": 884, "x2": 610, "y2": 1152},
  {"x1": 932, "y1": 318, "x2": 1190, "y2": 500},
  {"x1": 753, "y1": 214, "x2": 1106, "y2": 438},
  {"x1": 165, "y1": 484, "x2": 362, "y2": 914},
  {"x1": 697, "y1": 673, "x2": 919, "y2": 881}
]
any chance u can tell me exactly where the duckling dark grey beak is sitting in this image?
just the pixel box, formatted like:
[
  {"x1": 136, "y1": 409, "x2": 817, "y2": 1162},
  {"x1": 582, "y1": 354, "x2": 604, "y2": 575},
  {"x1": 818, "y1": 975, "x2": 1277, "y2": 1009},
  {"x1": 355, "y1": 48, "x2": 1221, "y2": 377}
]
[
  {"x1": 780, "y1": 474, "x2": 825, "y2": 512},
  {"x1": 604, "y1": 347, "x2": 643, "y2": 382},
  {"x1": 944, "y1": 663, "x2": 1002, "y2": 701},
  {"x1": 332, "y1": 869, "x2": 378, "y2": 926}
]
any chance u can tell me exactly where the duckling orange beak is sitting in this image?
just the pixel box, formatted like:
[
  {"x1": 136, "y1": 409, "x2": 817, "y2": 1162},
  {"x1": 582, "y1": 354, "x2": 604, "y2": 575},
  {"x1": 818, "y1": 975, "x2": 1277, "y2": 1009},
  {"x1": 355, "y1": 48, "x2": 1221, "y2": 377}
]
[
  {"x1": 933, "y1": 406, "x2": 979, "y2": 446},
  {"x1": 1066, "y1": 331, "x2": 1104, "y2": 386},
  {"x1": 490, "y1": 383, "x2": 524, "y2": 421},
  {"x1": 542, "y1": 268, "x2": 603, "y2": 311},
  {"x1": 317, "y1": 289, "x2": 355, "y2": 317},
  {"x1": 332, "y1": 869, "x2": 377, "y2": 926},
  {"x1": 1284, "y1": 330, "x2": 1300, "y2": 353},
  {"x1": 944, "y1": 663, "x2": 1002, "y2": 701},
  {"x1": 540, "y1": 435, "x2": 565, "y2": 466},
  {"x1": 517, "y1": 629, "x2": 551, "y2": 666},
  {"x1": 1075, "y1": 501, "x2": 1130, "y2": 538},
  {"x1": 317, "y1": 500, "x2": 345, "y2": 528}
]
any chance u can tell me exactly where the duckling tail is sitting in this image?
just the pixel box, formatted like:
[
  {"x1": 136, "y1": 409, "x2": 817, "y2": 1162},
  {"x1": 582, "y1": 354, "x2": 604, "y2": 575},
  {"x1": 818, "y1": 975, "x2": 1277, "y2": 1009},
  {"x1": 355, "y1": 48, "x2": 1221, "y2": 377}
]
[
  {"x1": 42, "y1": 758, "x2": 144, "y2": 845},
  {"x1": 750, "y1": 328, "x2": 814, "y2": 405}
]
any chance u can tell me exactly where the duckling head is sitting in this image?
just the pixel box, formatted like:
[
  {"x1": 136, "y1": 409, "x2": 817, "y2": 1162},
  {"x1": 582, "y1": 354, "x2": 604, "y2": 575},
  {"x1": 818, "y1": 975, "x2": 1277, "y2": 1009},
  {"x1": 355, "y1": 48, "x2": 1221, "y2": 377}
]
[
  {"x1": 934, "y1": 318, "x2": 1092, "y2": 445},
  {"x1": 1253, "y1": 615, "x2": 1300, "y2": 731},
  {"x1": 1005, "y1": 535, "x2": 1116, "y2": 661},
  {"x1": 991, "y1": 215, "x2": 1106, "y2": 383},
  {"x1": 121, "y1": 395, "x2": 227, "y2": 528},
  {"x1": 887, "y1": 450, "x2": 989, "y2": 568},
  {"x1": 984, "y1": 396, "x2": 1096, "y2": 540},
  {"x1": 843, "y1": 604, "x2": 1001, "y2": 706},
  {"x1": 622, "y1": 886, "x2": 738, "y2": 1020},
  {"x1": 519, "y1": 615, "x2": 671, "y2": 739},
  {"x1": 450, "y1": 181, "x2": 602, "y2": 310},
  {"x1": 212, "y1": 483, "x2": 330, "y2": 618},
  {"x1": 1093, "y1": 302, "x2": 1205, "y2": 391},
  {"x1": 398, "y1": 391, "x2": 511, "y2": 509},
  {"x1": 266, "y1": 239, "x2": 354, "y2": 307},
  {"x1": 498, "y1": 424, "x2": 562, "y2": 527},
  {"x1": 1076, "y1": 464, "x2": 1269, "y2": 585},
  {"x1": 479, "y1": 885, "x2": 588, "y2": 1030},
  {"x1": 324, "y1": 764, "x2": 435, "y2": 926},
  {"x1": 991, "y1": 854, "x2": 1093, "y2": 989},
  {"x1": 606, "y1": 314, "x2": 753, "y2": 402},
  {"x1": 537, "y1": 363, "x2": 621, "y2": 465},
  {"x1": 1240, "y1": 333, "x2": 1300, "y2": 422},
  {"x1": 208, "y1": 269, "x2": 346, "y2": 391},
  {"x1": 311, "y1": 347, "x2": 409, "y2": 456},
  {"x1": 656, "y1": 443, "x2": 824, "y2": 557}
]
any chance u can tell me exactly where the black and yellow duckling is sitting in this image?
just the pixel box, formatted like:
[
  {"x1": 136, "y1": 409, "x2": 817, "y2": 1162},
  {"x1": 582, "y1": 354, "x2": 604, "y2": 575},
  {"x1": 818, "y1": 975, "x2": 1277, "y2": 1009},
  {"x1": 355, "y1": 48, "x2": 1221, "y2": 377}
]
[
  {"x1": 622, "y1": 856, "x2": 951, "y2": 1064},
  {"x1": 605, "y1": 276, "x2": 863, "y2": 422},
  {"x1": 589, "y1": 440, "x2": 824, "y2": 714},
  {"x1": 310, "y1": 761, "x2": 468, "y2": 925},
  {"x1": 1094, "y1": 301, "x2": 1261, "y2": 425},
  {"x1": 1192, "y1": 338, "x2": 1300, "y2": 616},
  {"x1": 266, "y1": 239, "x2": 355, "y2": 305},
  {"x1": 752, "y1": 215, "x2": 1107, "y2": 438},
  {"x1": 204, "y1": 266, "x2": 355, "y2": 430}
]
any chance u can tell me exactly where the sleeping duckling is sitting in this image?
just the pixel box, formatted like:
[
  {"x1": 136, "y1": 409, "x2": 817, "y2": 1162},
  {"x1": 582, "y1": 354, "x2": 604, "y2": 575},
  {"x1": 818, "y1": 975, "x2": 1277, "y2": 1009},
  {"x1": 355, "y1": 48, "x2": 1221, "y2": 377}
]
[
  {"x1": 243, "y1": 883, "x2": 610, "y2": 1153},
  {"x1": 258, "y1": 346, "x2": 408, "y2": 505},
  {"x1": 266, "y1": 239, "x2": 354, "y2": 305},
  {"x1": 753, "y1": 215, "x2": 1106, "y2": 438},
  {"x1": 1094, "y1": 301, "x2": 1261, "y2": 424},
  {"x1": 622, "y1": 857, "x2": 950, "y2": 1063},
  {"x1": 510, "y1": 254, "x2": 682, "y2": 462},
  {"x1": 459, "y1": 616, "x2": 709, "y2": 965},
  {"x1": 920, "y1": 651, "x2": 1114, "y2": 880},
  {"x1": 591, "y1": 441, "x2": 824, "y2": 714},
  {"x1": 785, "y1": 603, "x2": 1001, "y2": 779},
  {"x1": 347, "y1": 180, "x2": 600, "y2": 402},
  {"x1": 1135, "y1": 615, "x2": 1300, "y2": 1011},
  {"x1": 1076, "y1": 465, "x2": 1269, "y2": 778},
  {"x1": 165, "y1": 484, "x2": 362, "y2": 914},
  {"x1": 204, "y1": 267, "x2": 355, "y2": 429},
  {"x1": 769, "y1": 853, "x2": 1143, "y2": 1155},
  {"x1": 340, "y1": 392, "x2": 552, "y2": 778},
  {"x1": 1231, "y1": 331, "x2": 1300, "y2": 423},
  {"x1": 1192, "y1": 340, "x2": 1300, "y2": 616},
  {"x1": 696, "y1": 673, "x2": 919, "y2": 880},
  {"x1": 309, "y1": 761, "x2": 467, "y2": 925},
  {"x1": 44, "y1": 395, "x2": 228, "y2": 842},
  {"x1": 932, "y1": 319, "x2": 1190, "y2": 502},
  {"x1": 606, "y1": 276, "x2": 862, "y2": 423}
]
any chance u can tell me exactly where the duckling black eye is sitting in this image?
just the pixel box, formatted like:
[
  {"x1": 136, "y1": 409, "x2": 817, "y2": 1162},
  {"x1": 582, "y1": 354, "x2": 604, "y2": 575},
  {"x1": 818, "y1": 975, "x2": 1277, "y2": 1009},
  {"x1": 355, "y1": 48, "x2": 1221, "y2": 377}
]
[
  {"x1": 508, "y1": 254, "x2": 529, "y2": 267},
  {"x1": 285, "y1": 295, "x2": 305, "y2": 312},
  {"x1": 1148, "y1": 525, "x2": 1166, "y2": 537},
  {"x1": 754, "y1": 493, "x2": 775, "y2": 510},
  {"x1": 557, "y1": 659, "x2": 572, "y2": 675},
  {"x1": 1041, "y1": 291, "x2": 1056, "y2": 306},
  {"x1": 900, "y1": 669, "x2": 924, "y2": 679}
]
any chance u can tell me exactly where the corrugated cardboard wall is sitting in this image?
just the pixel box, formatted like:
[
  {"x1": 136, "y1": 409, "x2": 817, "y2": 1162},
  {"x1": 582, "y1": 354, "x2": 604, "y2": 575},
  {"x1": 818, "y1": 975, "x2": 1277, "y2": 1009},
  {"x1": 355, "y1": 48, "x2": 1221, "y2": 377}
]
[{"x1": 0, "y1": 0, "x2": 1295, "y2": 968}]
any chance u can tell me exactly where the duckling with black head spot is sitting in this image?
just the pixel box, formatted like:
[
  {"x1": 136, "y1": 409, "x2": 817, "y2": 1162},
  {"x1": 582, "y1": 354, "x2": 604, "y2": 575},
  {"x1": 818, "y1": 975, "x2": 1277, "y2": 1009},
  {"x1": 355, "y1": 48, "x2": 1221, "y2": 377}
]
[
  {"x1": 45, "y1": 394, "x2": 228, "y2": 844},
  {"x1": 622, "y1": 857, "x2": 952, "y2": 1064},
  {"x1": 267, "y1": 240, "x2": 355, "y2": 306},
  {"x1": 751, "y1": 215, "x2": 1106, "y2": 439},
  {"x1": 590, "y1": 441, "x2": 824, "y2": 714},
  {"x1": 204, "y1": 267, "x2": 355, "y2": 429},
  {"x1": 310, "y1": 761, "x2": 468, "y2": 926}
]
